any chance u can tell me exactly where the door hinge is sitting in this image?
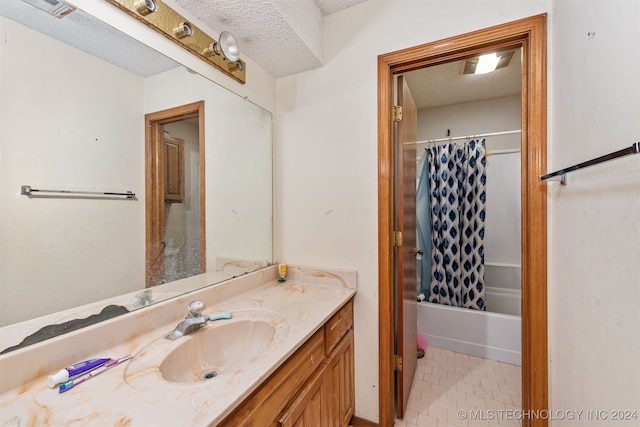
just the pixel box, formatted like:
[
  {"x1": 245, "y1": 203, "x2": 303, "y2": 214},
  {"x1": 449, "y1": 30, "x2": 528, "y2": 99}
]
[
  {"x1": 393, "y1": 105, "x2": 403, "y2": 122},
  {"x1": 394, "y1": 355, "x2": 403, "y2": 372},
  {"x1": 393, "y1": 231, "x2": 403, "y2": 247}
]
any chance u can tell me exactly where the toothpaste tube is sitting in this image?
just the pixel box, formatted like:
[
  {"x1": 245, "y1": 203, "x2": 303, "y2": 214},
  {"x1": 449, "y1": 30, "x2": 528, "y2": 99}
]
[{"x1": 47, "y1": 357, "x2": 111, "y2": 388}]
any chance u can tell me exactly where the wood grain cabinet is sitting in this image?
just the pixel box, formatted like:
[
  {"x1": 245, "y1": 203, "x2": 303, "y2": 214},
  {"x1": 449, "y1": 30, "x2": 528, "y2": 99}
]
[
  {"x1": 219, "y1": 298, "x2": 354, "y2": 427},
  {"x1": 164, "y1": 136, "x2": 185, "y2": 203},
  {"x1": 323, "y1": 329, "x2": 355, "y2": 427}
]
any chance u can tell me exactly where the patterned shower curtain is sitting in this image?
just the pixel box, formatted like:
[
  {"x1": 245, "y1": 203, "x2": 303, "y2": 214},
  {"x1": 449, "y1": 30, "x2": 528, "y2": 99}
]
[{"x1": 427, "y1": 139, "x2": 487, "y2": 310}]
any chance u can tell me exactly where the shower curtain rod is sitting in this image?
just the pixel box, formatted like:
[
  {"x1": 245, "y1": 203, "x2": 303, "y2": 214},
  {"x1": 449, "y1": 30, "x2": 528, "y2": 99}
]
[{"x1": 404, "y1": 129, "x2": 522, "y2": 146}]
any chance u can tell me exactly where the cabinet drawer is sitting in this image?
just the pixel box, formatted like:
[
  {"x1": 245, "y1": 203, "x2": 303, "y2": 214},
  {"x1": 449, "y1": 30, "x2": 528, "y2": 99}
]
[{"x1": 324, "y1": 300, "x2": 353, "y2": 355}]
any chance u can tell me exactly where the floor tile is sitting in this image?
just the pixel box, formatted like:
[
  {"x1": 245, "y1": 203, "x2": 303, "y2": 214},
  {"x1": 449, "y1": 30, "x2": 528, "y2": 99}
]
[{"x1": 395, "y1": 347, "x2": 522, "y2": 427}]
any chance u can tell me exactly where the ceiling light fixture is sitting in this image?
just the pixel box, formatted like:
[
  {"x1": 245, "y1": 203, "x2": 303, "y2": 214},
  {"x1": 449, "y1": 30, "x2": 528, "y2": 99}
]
[
  {"x1": 462, "y1": 50, "x2": 515, "y2": 75},
  {"x1": 475, "y1": 53, "x2": 500, "y2": 74}
]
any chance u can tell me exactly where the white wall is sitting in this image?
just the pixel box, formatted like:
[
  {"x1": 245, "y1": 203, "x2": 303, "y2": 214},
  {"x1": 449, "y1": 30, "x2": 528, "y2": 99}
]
[
  {"x1": 548, "y1": 1, "x2": 640, "y2": 424},
  {"x1": 417, "y1": 95, "x2": 522, "y2": 150},
  {"x1": 0, "y1": 17, "x2": 146, "y2": 325},
  {"x1": 145, "y1": 68, "x2": 274, "y2": 269},
  {"x1": 484, "y1": 152, "x2": 522, "y2": 267},
  {"x1": 275, "y1": 1, "x2": 549, "y2": 421}
]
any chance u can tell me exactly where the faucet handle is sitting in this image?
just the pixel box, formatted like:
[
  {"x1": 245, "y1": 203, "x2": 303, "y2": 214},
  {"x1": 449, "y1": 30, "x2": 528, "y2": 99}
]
[{"x1": 187, "y1": 300, "x2": 205, "y2": 317}]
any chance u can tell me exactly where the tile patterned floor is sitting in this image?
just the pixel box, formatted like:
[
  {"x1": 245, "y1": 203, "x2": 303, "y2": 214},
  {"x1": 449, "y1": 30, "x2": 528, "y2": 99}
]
[{"x1": 394, "y1": 347, "x2": 522, "y2": 427}]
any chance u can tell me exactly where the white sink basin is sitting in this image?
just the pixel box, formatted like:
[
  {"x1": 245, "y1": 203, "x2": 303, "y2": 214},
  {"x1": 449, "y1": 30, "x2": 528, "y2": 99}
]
[{"x1": 124, "y1": 309, "x2": 289, "y2": 388}]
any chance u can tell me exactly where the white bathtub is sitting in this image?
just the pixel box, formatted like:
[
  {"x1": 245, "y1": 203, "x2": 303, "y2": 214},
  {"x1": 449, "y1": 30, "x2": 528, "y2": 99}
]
[{"x1": 417, "y1": 301, "x2": 521, "y2": 365}]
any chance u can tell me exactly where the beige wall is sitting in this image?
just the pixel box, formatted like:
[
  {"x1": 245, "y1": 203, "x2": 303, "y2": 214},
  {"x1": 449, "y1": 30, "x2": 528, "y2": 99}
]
[
  {"x1": 417, "y1": 95, "x2": 522, "y2": 150},
  {"x1": 548, "y1": 0, "x2": 640, "y2": 424},
  {"x1": 275, "y1": 1, "x2": 550, "y2": 421},
  {"x1": 144, "y1": 68, "x2": 274, "y2": 269},
  {"x1": 0, "y1": 17, "x2": 146, "y2": 325}
]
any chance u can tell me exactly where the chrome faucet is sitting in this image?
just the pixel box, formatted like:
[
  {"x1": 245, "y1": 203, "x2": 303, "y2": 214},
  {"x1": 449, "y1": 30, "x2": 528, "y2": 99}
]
[{"x1": 165, "y1": 300, "x2": 210, "y2": 340}]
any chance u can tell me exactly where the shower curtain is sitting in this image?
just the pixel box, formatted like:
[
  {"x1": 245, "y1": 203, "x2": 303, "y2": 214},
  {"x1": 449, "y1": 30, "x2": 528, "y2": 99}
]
[
  {"x1": 421, "y1": 139, "x2": 487, "y2": 310},
  {"x1": 416, "y1": 155, "x2": 432, "y2": 299}
]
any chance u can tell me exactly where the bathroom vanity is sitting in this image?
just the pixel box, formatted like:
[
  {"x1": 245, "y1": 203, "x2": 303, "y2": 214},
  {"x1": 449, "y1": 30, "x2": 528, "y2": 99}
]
[
  {"x1": 220, "y1": 299, "x2": 354, "y2": 426},
  {"x1": 0, "y1": 265, "x2": 356, "y2": 426}
]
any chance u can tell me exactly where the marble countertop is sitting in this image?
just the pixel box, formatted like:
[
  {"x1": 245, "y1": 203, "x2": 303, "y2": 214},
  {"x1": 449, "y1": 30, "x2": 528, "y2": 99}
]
[{"x1": 0, "y1": 265, "x2": 356, "y2": 426}]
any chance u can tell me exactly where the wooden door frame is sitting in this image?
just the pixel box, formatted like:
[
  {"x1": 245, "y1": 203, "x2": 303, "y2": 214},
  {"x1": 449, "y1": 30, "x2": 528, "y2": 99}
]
[
  {"x1": 145, "y1": 100, "x2": 206, "y2": 287},
  {"x1": 377, "y1": 15, "x2": 548, "y2": 427}
]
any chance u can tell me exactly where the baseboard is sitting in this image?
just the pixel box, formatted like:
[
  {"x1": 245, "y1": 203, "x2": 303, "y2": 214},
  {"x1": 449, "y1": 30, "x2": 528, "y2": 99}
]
[{"x1": 350, "y1": 415, "x2": 379, "y2": 427}]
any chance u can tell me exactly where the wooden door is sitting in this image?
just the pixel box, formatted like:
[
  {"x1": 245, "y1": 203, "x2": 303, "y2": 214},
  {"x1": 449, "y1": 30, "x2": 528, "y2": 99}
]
[
  {"x1": 147, "y1": 120, "x2": 166, "y2": 287},
  {"x1": 394, "y1": 76, "x2": 418, "y2": 418},
  {"x1": 145, "y1": 101, "x2": 206, "y2": 288}
]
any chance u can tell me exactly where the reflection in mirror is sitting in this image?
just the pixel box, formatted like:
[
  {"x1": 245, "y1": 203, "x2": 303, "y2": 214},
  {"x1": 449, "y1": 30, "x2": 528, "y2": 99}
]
[{"x1": 0, "y1": 1, "x2": 273, "y2": 353}]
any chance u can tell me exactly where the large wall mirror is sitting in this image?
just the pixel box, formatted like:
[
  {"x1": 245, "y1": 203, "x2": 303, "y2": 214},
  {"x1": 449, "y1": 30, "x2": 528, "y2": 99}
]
[{"x1": 0, "y1": 0, "x2": 273, "y2": 353}]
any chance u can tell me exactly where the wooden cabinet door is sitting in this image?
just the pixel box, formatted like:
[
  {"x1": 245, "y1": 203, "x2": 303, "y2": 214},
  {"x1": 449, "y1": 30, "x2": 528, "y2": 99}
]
[
  {"x1": 325, "y1": 329, "x2": 355, "y2": 427},
  {"x1": 164, "y1": 136, "x2": 185, "y2": 203},
  {"x1": 278, "y1": 365, "x2": 328, "y2": 427}
]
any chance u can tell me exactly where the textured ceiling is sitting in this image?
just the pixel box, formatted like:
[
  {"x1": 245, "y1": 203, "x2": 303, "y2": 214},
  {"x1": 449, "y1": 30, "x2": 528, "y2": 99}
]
[
  {"x1": 3, "y1": 0, "x2": 518, "y2": 97},
  {"x1": 2, "y1": 0, "x2": 368, "y2": 80},
  {"x1": 0, "y1": 0, "x2": 179, "y2": 77},
  {"x1": 173, "y1": 0, "x2": 369, "y2": 77},
  {"x1": 403, "y1": 49, "x2": 522, "y2": 110}
]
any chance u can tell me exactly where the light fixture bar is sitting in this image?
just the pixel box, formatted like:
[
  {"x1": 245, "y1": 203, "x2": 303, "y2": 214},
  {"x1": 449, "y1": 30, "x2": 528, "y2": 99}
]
[{"x1": 106, "y1": 0, "x2": 246, "y2": 84}]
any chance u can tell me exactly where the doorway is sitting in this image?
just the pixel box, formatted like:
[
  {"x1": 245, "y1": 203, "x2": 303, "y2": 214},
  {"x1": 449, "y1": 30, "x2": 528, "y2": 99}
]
[
  {"x1": 145, "y1": 101, "x2": 206, "y2": 287},
  {"x1": 378, "y1": 15, "x2": 548, "y2": 427}
]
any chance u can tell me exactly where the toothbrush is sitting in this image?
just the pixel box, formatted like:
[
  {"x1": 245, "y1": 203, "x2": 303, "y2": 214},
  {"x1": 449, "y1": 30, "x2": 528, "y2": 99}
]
[{"x1": 58, "y1": 354, "x2": 132, "y2": 393}]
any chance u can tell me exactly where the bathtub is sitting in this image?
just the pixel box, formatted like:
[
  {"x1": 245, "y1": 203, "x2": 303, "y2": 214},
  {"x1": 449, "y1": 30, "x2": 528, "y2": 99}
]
[
  {"x1": 416, "y1": 262, "x2": 522, "y2": 365},
  {"x1": 417, "y1": 302, "x2": 521, "y2": 365}
]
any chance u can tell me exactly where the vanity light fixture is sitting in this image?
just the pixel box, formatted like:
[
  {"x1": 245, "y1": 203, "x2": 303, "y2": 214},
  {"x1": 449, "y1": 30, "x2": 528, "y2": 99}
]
[
  {"x1": 217, "y1": 31, "x2": 240, "y2": 62},
  {"x1": 462, "y1": 50, "x2": 515, "y2": 75},
  {"x1": 173, "y1": 22, "x2": 193, "y2": 39},
  {"x1": 203, "y1": 32, "x2": 240, "y2": 62},
  {"x1": 228, "y1": 61, "x2": 244, "y2": 72},
  {"x1": 106, "y1": 0, "x2": 246, "y2": 83},
  {"x1": 134, "y1": 0, "x2": 157, "y2": 16}
]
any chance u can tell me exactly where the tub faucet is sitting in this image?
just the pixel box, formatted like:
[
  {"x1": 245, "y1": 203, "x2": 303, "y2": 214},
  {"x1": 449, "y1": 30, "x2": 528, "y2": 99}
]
[{"x1": 165, "y1": 300, "x2": 209, "y2": 340}]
